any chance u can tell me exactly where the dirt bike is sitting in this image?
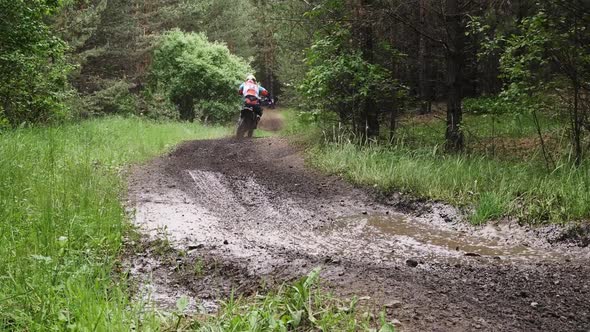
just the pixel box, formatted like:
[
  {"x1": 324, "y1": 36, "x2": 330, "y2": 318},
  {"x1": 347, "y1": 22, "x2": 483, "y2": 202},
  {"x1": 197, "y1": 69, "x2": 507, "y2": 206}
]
[{"x1": 236, "y1": 105, "x2": 259, "y2": 138}]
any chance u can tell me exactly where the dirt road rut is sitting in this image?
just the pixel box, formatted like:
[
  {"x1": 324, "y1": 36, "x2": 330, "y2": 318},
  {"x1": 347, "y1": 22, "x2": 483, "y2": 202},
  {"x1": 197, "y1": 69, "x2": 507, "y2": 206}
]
[{"x1": 127, "y1": 137, "x2": 590, "y2": 332}]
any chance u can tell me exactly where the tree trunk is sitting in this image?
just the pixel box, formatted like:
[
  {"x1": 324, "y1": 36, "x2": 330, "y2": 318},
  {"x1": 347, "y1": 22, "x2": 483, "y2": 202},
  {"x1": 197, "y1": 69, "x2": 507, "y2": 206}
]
[
  {"x1": 418, "y1": 0, "x2": 431, "y2": 114},
  {"x1": 445, "y1": 0, "x2": 465, "y2": 151},
  {"x1": 572, "y1": 11, "x2": 583, "y2": 165},
  {"x1": 176, "y1": 95, "x2": 194, "y2": 122},
  {"x1": 359, "y1": 0, "x2": 379, "y2": 139},
  {"x1": 573, "y1": 81, "x2": 582, "y2": 165},
  {"x1": 389, "y1": 103, "x2": 397, "y2": 143}
]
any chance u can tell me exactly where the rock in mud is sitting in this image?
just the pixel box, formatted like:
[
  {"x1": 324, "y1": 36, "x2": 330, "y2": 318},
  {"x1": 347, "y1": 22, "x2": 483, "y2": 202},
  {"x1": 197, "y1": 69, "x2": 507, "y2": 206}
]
[
  {"x1": 385, "y1": 300, "x2": 403, "y2": 309},
  {"x1": 406, "y1": 259, "x2": 419, "y2": 267},
  {"x1": 324, "y1": 256, "x2": 341, "y2": 264}
]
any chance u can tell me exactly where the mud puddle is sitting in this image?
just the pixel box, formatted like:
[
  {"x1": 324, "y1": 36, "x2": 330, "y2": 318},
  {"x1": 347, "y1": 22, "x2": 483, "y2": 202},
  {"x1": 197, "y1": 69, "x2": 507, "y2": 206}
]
[
  {"x1": 126, "y1": 136, "x2": 590, "y2": 332},
  {"x1": 332, "y1": 214, "x2": 568, "y2": 261}
]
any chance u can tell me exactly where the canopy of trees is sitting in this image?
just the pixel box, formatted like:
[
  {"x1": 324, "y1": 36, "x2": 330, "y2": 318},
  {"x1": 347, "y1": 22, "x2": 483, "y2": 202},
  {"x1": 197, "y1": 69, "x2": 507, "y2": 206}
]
[{"x1": 1, "y1": 0, "x2": 589, "y2": 162}]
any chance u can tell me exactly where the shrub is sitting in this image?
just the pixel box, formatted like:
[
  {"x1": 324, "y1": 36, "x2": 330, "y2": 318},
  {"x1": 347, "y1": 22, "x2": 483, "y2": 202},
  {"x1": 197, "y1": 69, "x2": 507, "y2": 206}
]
[
  {"x1": 149, "y1": 30, "x2": 251, "y2": 123},
  {"x1": 463, "y1": 96, "x2": 511, "y2": 115},
  {"x1": 79, "y1": 80, "x2": 138, "y2": 117},
  {"x1": 299, "y1": 27, "x2": 407, "y2": 137},
  {"x1": 141, "y1": 91, "x2": 179, "y2": 120}
]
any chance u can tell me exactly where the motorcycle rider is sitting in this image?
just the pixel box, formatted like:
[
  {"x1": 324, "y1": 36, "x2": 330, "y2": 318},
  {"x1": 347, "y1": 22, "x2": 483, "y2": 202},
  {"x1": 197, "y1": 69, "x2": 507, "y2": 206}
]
[{"x1": 238, "y1": 74, "x2": 269, "y2": 127}]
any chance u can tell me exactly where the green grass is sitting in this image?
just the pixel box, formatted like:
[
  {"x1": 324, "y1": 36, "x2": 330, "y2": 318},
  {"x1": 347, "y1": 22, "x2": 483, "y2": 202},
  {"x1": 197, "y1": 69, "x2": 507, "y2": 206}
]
[
  {"x1": 283, "y1": 108, "x2": 589, "y2": 224},
  {"x1": 308, "y1": 142, "x2": 590, "y2": 224},
  {"x1": 0, "y1": 116, "x2": 392, "y2": 331},
  {"x1": 395, "y1": 111, "x2": 564, "y2": 152},
  {"x1": 0, "y1": 117, "x2": 230, "y2": 331},
  {"x1": 180, "y1": 269, "x2": 395, "y2": 332},
  {"x1": 279, "y1": 108, "x2": 323, "y2": 143}
]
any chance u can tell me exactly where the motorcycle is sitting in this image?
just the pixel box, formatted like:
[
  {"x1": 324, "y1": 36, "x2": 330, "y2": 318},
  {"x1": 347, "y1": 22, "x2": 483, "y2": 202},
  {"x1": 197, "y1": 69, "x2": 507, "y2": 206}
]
[{"x1": 236, "y1": 105, "x2": 258, "y2": 138}]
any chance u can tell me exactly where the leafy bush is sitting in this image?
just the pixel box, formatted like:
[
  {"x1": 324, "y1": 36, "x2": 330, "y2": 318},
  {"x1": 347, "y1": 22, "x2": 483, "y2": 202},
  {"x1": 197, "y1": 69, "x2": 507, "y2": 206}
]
[
  {"x1": 140, "y1": 91, "x2": 179, "y2": 120},
  {"x1": 463, "y1": 97, "x2": 512, "y2": 115},
  {"x1": 77, "y1": 80, "x2": 138, "y2": 117},
  {"x1": 149, "y1": 30, "x2": 251, "y2": 123},
  {"x1": 299, "y1": 27, "x2": 406, "y2": 137},
  {"x1": 301, "y1": 31, "x2": 396, "y2": 110}
]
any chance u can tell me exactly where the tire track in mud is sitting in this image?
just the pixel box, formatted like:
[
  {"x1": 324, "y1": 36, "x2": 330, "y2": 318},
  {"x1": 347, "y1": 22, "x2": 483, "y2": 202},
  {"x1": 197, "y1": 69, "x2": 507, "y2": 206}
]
[{"x1": 127, "y1": 136, "x2": 590, "y2": 332}]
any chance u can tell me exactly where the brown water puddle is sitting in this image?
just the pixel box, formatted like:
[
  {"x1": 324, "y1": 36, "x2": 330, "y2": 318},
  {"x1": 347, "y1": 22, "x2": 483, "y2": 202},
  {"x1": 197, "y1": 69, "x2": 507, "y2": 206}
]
[{"x1": 334, "y1": 214, "x2": 566, "y2": 262}]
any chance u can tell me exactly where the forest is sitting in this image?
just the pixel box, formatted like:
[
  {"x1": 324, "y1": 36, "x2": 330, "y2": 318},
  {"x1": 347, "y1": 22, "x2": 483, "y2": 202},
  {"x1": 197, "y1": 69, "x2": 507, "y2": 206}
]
[
  {"x1": 3, "y1": 0, "x2": 590, "y2": 221},
  {"x1": 1, "y1": 0, "x2": 590, "y2": 331},
  {"x1": 3, "y1": 0, "x2": 589, "y2": 149}
]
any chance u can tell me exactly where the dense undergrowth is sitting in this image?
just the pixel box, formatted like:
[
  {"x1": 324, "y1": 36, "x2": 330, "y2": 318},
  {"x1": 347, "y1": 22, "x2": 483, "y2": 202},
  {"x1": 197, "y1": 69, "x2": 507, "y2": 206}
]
[{"x1": 283, "y1": 109, "x2": 590, "y2": 224}]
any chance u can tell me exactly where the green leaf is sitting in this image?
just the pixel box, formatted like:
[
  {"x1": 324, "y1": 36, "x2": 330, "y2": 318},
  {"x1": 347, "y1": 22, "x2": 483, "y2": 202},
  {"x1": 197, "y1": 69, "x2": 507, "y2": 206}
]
[
  {"x1": 379, "y1": 323, "x2": 396, "y2": 332},
  {"x1": 176, "y1": 295, "x2": 189, "y2": 312}
]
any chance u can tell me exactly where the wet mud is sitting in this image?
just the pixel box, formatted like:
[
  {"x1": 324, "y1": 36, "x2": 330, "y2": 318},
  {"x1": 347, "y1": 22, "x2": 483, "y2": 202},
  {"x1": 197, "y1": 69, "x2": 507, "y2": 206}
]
[{"x1": 127, "y1": 135, "x2": 590, "y2": 331}]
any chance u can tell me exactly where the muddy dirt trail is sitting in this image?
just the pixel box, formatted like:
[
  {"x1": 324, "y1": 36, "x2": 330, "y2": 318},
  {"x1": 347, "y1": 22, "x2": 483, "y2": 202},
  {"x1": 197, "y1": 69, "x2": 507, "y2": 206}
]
[{"x1": 127, "y1": 132, "x2": 590, "y2": 331}]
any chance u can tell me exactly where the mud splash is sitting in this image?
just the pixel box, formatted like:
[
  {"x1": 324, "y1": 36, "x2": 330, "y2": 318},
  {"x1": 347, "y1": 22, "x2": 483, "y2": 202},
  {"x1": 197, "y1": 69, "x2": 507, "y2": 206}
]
[{"x1": 258, "y1": 108, "x2": 284, "y2": 132}]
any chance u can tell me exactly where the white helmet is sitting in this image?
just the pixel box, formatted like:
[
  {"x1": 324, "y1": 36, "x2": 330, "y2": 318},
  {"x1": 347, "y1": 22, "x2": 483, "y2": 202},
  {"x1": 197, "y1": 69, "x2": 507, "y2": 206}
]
[{"x1": 246, "y1": 74, "x2": 257, "y2": 83}]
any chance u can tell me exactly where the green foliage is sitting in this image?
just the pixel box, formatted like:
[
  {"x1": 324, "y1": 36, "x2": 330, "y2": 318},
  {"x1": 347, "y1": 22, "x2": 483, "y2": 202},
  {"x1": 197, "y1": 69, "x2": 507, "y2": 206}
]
[
  {"x1": 0, "y1": 117, "x2": 230, "y2": 330},
  {"x1": 141, "y1": 91, "x2": 180, "y2": 120},
  {"x1": 474, "y1": 1, "x2": 590, "y2": 162},
  {"x1": 300, "y1": 28, "x2": 405, "y2": 127},
  {"x1": 463, "y1": 97, "x2": 511, "y2": 115},
  {"x1": 308, "y1": 140, "x2": 590, "y2": 224},
  {"x1": 0, "y1": 0, "x2": 73, "y2": 126},
  {"x1": 150, "y1": 30, "x2": 250, "y2": 123},
  {"x1": 187, "y1": 268, "x2": 396, "y2": 331},
  {"x1": 462, "y1": 93, "x2": 553, "y2": 116},
  {"x1": 79, "y1": 80, "x2": 139, "y2": 117},
  {"x1": 271, "y1": 5, "x2": 309, "y2": 103},
  {"x1": 493, "y1": 6, "x2": 590, "y2": 93},
  {"x1": 161, "y1": 0, "x2": 258, "y2": 60}
]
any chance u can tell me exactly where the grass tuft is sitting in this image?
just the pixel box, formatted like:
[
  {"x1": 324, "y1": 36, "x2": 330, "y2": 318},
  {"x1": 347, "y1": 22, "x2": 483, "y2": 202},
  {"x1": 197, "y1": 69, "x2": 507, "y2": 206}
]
[{"x1": 182, "y1": 269, "x2": 396, "y2": 332}]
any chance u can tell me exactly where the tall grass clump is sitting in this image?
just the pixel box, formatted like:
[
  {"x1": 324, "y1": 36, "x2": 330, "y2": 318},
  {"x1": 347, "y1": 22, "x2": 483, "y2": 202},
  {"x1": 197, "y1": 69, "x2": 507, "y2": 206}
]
[
  {"x1": 186, "y1": 269, "x2": 395, "y2": 332},
  {"x1": 0, "y1": 117, "x2": 229, "y2": 330},
  {"x1": 308, "y1": 141, "x2": 590, "y2": 224},
  {"x1": 279, "y1": 109, "x2": 330, "y2": 145}
]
